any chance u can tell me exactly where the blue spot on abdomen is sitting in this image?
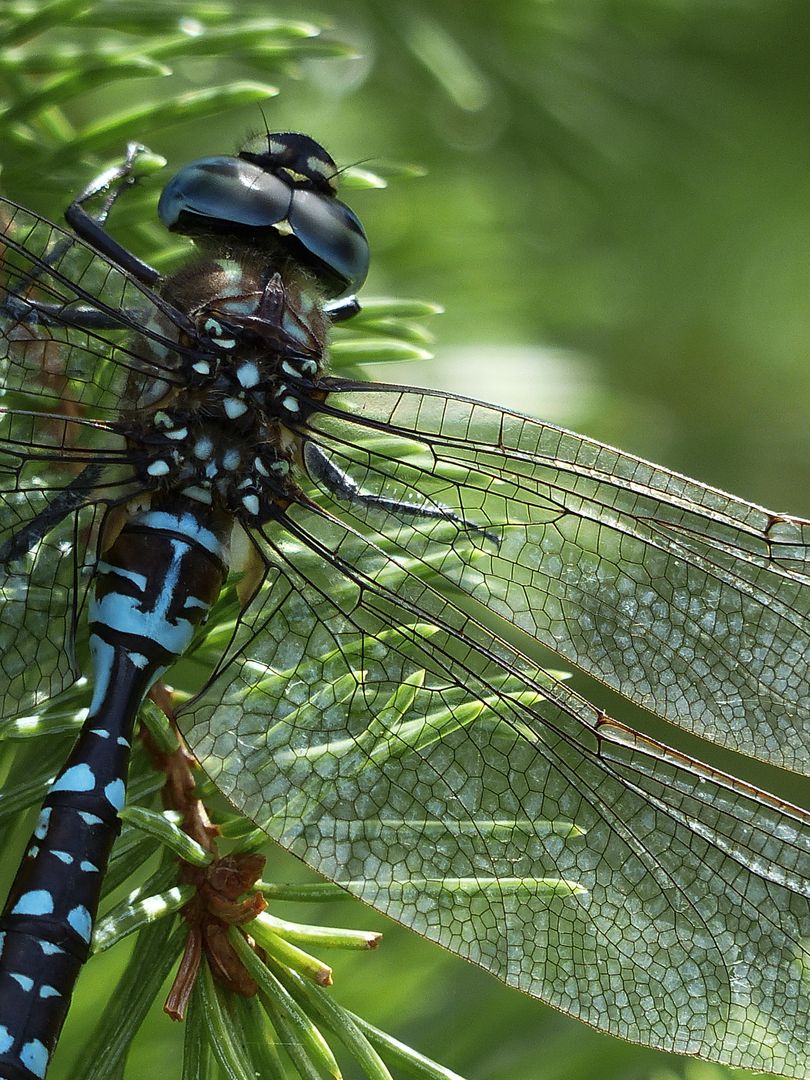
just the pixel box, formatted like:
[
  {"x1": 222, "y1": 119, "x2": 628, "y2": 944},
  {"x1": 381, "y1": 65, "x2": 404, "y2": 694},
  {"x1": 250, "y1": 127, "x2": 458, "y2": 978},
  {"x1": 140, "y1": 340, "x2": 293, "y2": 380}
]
[
  {"x1": 20, "y1": 1038, "x2": 49, "y2": 1078},
  {"x1": 67, "y1": 906, "x2": 92, "y2": 943},
  {"x1": 51, "y1": 764, "x2": 96, "y2": 795},
  {"x1": 104, "y1": 779, "x2": 125, "y2": 811},
  {"x1": 36, "y1": 941, "x2": 64, "y2": 957},
  {"x1": 11, "y1": 891, "x2": 54, "y2": 917},
  {"x1": 34, "y1": 808, "x2": 51, "y2": 840}
]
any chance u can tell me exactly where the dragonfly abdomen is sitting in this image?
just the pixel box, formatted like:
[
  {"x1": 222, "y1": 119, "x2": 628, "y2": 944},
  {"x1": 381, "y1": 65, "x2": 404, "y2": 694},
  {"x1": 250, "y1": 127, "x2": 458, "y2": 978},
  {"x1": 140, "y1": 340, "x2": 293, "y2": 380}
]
[{"x1": 0, "y1": 497, "x2": 230, "y2": 1080}]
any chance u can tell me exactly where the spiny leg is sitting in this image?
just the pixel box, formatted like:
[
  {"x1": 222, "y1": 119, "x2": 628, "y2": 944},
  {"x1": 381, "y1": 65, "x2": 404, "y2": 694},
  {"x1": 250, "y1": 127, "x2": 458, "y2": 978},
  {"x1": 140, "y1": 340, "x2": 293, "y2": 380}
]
[
  {"x1": 323, "y1": 295, "x2": 362, "y2": 324},
  {"x1": 304, "y1": 441, "x2": 498, "y2": 544},
  {"x1": 0, "y1": 144, "x2": 164, "y2": 332},
  {"x1": 63, "y1": 141, "x2": 163, "y2": 286}
]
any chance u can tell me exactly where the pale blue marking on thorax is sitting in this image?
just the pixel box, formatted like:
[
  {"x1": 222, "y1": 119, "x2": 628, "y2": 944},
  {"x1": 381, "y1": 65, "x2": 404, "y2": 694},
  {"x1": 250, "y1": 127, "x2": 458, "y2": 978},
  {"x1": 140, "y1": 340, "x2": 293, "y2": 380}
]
[
  {"x1": 236, "y1": 361, "x2": 260, "y2": 388},
  {"x1": 282, "y1": 294, "x2": 319, "y2": 348}
]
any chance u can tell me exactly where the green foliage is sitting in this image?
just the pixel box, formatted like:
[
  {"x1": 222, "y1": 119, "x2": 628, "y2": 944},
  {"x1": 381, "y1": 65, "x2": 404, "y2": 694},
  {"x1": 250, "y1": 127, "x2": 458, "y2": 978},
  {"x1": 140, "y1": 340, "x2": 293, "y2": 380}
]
[
  {"x1": 0, "y1": 2, "x2": 807, "y2": 1080},
  {"x1": 0, "y1": 4, "x2": 453, "y2": 1079}
]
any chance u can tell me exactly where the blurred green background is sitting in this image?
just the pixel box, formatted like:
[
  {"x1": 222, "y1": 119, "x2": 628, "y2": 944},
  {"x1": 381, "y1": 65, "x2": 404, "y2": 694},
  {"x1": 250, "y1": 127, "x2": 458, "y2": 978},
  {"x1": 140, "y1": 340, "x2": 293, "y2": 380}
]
[{"x1": 1, "y1": 1, "x2": 808, "y2": 1078}]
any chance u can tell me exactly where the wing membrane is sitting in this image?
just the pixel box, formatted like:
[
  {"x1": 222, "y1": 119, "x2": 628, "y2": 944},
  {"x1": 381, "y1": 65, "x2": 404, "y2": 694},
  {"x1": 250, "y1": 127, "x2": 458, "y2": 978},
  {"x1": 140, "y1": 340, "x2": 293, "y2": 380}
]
[
  {"x1": 0, "y1": 199, "x2": 186, "y2": 713},
  {"x1": 0, "y1": 408, "x2": 137, "y2": 715},
  {"x1": 304, "y1": 381, "x2": 809, "y2": 775},
  {"x1": 180, "y1": 499, "x2": 810, "y2": 1075},
  {"x1": 0, "y1": 198, "x2": 193, "y2": 414}
]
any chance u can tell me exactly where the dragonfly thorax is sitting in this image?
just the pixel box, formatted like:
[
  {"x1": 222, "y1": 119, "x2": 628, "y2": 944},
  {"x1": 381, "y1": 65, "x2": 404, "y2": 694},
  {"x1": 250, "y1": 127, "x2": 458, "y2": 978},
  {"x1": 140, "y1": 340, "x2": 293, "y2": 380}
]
[
  {"x1": 119, "y1": 250, "x2": 332, "y2": 523},
  {"x1": 164, "y1": 253, "x2": 328, "y2": 378},
  {"x1": 127, "y1": 404, "x2": 295, "y2": 524}
]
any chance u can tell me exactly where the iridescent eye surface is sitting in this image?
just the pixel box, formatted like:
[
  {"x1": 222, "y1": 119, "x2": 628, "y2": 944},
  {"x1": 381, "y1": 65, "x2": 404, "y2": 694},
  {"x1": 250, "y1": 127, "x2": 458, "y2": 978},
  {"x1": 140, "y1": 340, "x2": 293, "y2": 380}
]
[{"x1": 157, "y1": 131, "x2": 368, "y2": 296}]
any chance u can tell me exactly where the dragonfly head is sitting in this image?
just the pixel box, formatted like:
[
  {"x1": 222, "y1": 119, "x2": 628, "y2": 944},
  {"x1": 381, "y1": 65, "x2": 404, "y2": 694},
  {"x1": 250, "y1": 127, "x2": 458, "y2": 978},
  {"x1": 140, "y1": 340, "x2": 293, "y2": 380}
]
[{"x1": 157, "y1": 132, "x2": 369, "y2": 297}]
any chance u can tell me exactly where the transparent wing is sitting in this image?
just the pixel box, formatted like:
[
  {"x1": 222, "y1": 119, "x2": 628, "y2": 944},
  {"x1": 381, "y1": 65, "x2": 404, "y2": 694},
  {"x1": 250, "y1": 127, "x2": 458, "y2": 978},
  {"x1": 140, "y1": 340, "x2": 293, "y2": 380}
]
[
  {"x1": 180, "y1": 494, "x2": 810, "y2": 1076},
  {"x1": 1, "y1": 492, "x2": 99, "y2": 716},
  {"x1": 0, "y1": 408, "x2": 140, "y2": 715},
  {"x1": 0, "y1": 199, "x2": 185, "y2": 713},
  {"x1": 0, "y1": 198, "x2": 194, "y2": 414},
  {"x1": 301, "y1": 380, "x2": 809, "y2": 775}
]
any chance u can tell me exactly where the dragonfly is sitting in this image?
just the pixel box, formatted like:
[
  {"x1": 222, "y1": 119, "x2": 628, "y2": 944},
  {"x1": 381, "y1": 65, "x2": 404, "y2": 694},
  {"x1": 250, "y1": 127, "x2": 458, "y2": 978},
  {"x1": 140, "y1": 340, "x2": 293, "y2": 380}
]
[{"x1": 0, "y1": 131, "x2": 808, "y2": 1080}]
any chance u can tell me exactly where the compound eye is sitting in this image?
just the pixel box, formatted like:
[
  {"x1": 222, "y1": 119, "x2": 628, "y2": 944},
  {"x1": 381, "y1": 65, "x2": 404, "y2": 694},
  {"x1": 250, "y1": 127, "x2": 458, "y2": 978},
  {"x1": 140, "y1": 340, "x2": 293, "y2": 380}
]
[
  {"x1": 157, "y1": 135, "x2": 369, "y2": 296},
  {"x1": 157, "y1": 156, "x2": 292, "y2": 231},
  {"x1": 288, "y1": 188, "x2": 369, "y2": 294}
]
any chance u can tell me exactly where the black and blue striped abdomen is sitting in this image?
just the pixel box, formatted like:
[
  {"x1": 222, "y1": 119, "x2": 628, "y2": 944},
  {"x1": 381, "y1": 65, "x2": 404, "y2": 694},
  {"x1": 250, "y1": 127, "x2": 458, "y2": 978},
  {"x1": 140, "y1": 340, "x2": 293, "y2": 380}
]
[{"x1": 0, "y1": 499, "x2": 229, "y2": 1080}]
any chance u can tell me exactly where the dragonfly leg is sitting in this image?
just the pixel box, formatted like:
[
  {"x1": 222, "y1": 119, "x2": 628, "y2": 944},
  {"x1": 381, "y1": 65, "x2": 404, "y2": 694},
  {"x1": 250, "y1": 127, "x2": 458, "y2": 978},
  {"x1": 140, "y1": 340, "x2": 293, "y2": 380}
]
[
  {"x1": 304, "y1": 441, "x2": 498, "y2": 543},
  {"x1": 0, "y1": 145, "x2": 164, "y2": 331},
  {"x1": 324, "y1": 295, "x2": 362, "y2": 323},
  {"x1": 0, "y1": 463, "x2": 105, "y2": 568},
  {"x1": 63, "y1": 141, "x2": 162, "y2": 286},
  {"x1": 3, "y1": 298, "x2": 137, "y2": 331}
]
